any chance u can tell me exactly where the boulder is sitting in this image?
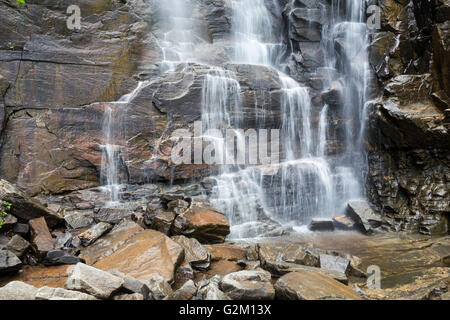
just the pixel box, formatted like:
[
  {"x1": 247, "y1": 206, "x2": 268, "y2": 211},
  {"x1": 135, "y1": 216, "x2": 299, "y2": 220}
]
[
  {"x1": 152, "y1": 210, "x2": 176, "y2": 235},
  {"x1": 147, "y1": 274, "x2": 173, "y2": 300},
  {"x1": 172, "y1": 235, "x2": 210, "y2": 270},
  {"x1": 65, "y1": 263, "x2": 124, "y2": 299},
  {"x1": 29, "y1": 217, "x2": 54, "y2": 256},
  {"x1": 257, "y1": 242, "x2": 320, "y2": 267},
  {"x1": 0, "y1": 250, "x2": 22, "y2": 275},
  {"x1": 35, "y1": 286, "x2": 97, "y2": 300},
  {"x1": 112, "y1": 293, "x2": 144, "y2": 300},
  {"x1": 43, "y1": 250, "x2": 85, "y2": 266},
  {"x1": 0, "y1": 281, "x2": 38, "y2": 300},
  {"x1": 0, "y1": 179, "x2": 62, "y2": 227},
  {"x1": 346, "y1": 200, "x2": 382, "y2": 234},
  {"x1": 1, "y1": 214, "x2": 17, "y2": 230},
  {"x1": 173, "y1": 261, "x2": 195, "y2": 289},
  {"x1": 262, "y1": 259, "x2": 348, "y2": 284},
  {"x1": 79, "y1": 220, "x2": 144, "y2": 265},
  {"x1": 320, "y1": 254, "x2": 351, "y2": 275},
  {"x1": 64, "y1": 211, "x2": 94, "y2": 230},
  {"x1": 196, "y1": 275, "x2": 230, "y2": 300},
  {"x1": 204, "y1": 244, "x2": 248, "y2": 262},
  {"x1": 166, "y1": 280, "x2": 197, "y2": 300},
  {"x1": 5, "y1": 235, "x2": 30, "y2": 257},
  {"x1": 12, "y1": 223, "x2": 29, "y2": 237},
  {"x1": 332, "y1": 214, "x2": 355, "y2": 230},
  {"x1": 172, "y1": 201, "x2": 230, "y2": 243},
  {"x1": 94, "y1": 208, "x2": 133, "y2": 225},
  {"x1": 79, "y1": 222, "x2": 112, "y2": 246},
  {"x1": 108, "y1": 269, "x2": 150, "y2": 300},
  {"x1": 308, "y1": 219, "x2": 335, "y2": 232},
  {"x1": 92, "y1": 229, "x2": 185, "y2": 283},
  {"x1": 274, "y1": 271, "x2": 362, "y2": 300},
  {"x1": 219, "y1": 270, "x2": 275, "y2": 300}
]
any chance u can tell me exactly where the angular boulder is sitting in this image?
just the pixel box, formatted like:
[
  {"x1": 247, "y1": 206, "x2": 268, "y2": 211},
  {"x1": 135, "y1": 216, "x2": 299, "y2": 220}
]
[
  {"x1": 274, "y1": 271, "x2": 361, "y2": 300},
  {"x1": 346, "y1": 200, "x2": 382, "y2": 234},
  {"x1": 0, "y1": 281, "x2": 38, "y2": 300},
  {"x1": 35, "y1": 286, "x2": 97, "y2": 300},
  {"x1": 147, "y1": 274, "x2": 173, "y2": 300},
  {"x1": 172, "y1": 235, "x2": 210, "y2": 270},
  {"x1": 257, "y1": 242, "x2": 320, "y2": 267},
  {"x1": 78, "y1": 222, "x2": 112, "y2": 246},
  {"x1": 196, "y1": 275, "x2": 230, "y2": 300},
  {"x1": 332, "y1": 214, "x2": 355, "y2": 230},
  {"x1": 219, "y1": 270, "x2": 275, "y2": 300},
  {"x1": 166, "y1": 280, "x2": 197, "y2": 300},
  {"x1": 64, "y1": 211, "x2": 94, "y2": 230},
  {"x1": 94, "y1": 208, "x2": 133, "y2": 225},
  {"x1": 65, "y1": 263, "x2": 124, "y2": 299},
  {"x1": 29, "y1": 216, "x2": 54, "y2": 256},
  {"x1": 172, "y1": 201, "x2": 230, "y2": 243},
  {"x1": 43, "y1": 250, "x2": 85, "y2": 266},
  {"x1": 308, "y1": 219, "x2": 335, "y2": 232},
  {"x1": 79, "y1": 220, "x2": 144, "y2": 265},
  {"x1": 0, "y1": 250, "x2": 22, "y2": 275},
  {"x1": 320, "y1": 254, "x2": 351, "y2": 275},
  {"x1": 152, "y1": 210, "x2": 176, "y2": 235},
  {"x1": 92, "y1": 229, "x2": 184, "y2": 283},
  {"x1": 0, "y1": 179, "x2": 63, "y2": 227},
  {"x1": 5, "y1": 235, "x2": 30, "y2": 258},
  {"x1": 108, "y1": 269, "x2": 150, "y2": 300}
]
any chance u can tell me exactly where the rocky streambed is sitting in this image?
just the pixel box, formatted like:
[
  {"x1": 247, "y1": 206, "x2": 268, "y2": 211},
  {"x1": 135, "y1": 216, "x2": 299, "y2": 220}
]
[{"x1": 0, "y1": 178, "x2": 449, "y2": 300}]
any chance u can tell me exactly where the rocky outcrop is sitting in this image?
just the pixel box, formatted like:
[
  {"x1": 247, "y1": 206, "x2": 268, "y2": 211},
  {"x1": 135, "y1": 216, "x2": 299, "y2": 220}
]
[{"x1": 367, "y1": 0, "x2": 450, "y2": 234}]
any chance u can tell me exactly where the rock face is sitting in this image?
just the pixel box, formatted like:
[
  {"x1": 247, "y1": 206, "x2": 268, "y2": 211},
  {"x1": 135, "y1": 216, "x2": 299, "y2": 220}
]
[
  {"x1": 65, "y1": 263, "x2": 124, "y2": 299},
  {"x1": 219, "y1": 270, "x2": 275, "y2": 300},
  {"x1": 367, "y1": 0, "x2": 450, "y2": 234},
  {"x1": 274, "y1": 271, "x2": 361, "y2": 300}
]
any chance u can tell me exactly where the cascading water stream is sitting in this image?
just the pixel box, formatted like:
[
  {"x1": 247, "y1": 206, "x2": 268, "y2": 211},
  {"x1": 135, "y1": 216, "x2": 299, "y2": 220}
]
[{"x1": 100, "y1": 0, "x2": 370, "y2": 238}]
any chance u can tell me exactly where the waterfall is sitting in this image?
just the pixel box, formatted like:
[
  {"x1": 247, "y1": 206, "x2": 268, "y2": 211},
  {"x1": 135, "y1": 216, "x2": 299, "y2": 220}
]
[
  {"x1": 99, "y1": 0, "x2": 370, "y2": 238},
  {"x1": 100, "y1": 82, "x2": 146, "y2": 204}
]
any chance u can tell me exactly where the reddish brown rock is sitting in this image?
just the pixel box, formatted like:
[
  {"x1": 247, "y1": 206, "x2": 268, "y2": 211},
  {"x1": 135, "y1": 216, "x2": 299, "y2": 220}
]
[
  {"x1": 79, "y1": 220, "x2": 144, "y2": 265},
  {"x1": 172, "y1": 202, "x2": 230, "y2": 244},
  {"x1": 29, "y1": 217, "x2": 54, "y2": 256},
  {"x1": 204, "y1": 244, "x2": 248, "y2": 261},
  {"x1": 275, "y1": 271, "x2": 362, "y2": 300},
  {"x1": 93, "y1": 229, "x2": 184, "y2": 283}
]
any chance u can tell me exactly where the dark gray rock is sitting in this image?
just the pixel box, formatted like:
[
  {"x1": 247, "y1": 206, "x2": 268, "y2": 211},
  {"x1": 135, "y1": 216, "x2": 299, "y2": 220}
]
[
  {"x1": 94, "y1": 208, "x2": 133, "y2": 225},
  {"x1": 346, "y1": 200, "x2": 382, "y2": 234},
  {"x1": 5, "y1": 235, "x2": 30, "y2": 258},
  {"x1": 0, "y1": 250, "x2": 22, "y2": 275},
  {"x1": 43, "y1": 250, "x2": 85, "y2": 266},
  {"x1": 308, "y1": 219, "x2": 335, "y2": 232}
]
